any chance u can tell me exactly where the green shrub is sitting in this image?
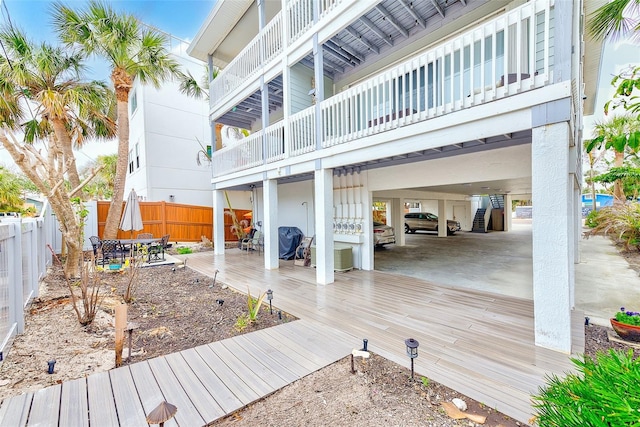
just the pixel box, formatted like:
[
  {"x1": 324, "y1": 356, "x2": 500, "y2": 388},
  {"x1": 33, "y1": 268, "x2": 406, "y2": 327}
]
[
  {"x1": 585, "y1": 209, "x2": 600, "y2": 228},
  {"x1": 532, "y1": 350, "x2": 640, "y2": 426},
  {"x1": 176, "y1": 246, "x2": 192, "y2": 254},
  {"x1": 587, "y1": 203, "x2": 640, "y2": 250}
]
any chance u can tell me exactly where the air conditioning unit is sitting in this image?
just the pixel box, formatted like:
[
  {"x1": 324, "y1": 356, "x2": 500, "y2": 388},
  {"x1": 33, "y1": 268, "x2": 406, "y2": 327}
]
[{"x1": 310, "y1": 242, "x2": 353, "y2": 272}]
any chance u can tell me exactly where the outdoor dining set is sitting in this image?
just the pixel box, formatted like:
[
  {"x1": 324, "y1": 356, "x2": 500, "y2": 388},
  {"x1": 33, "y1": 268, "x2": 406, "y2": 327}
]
[{"x1": 89, "y1": 234, "x2": 171, "y2": 266}]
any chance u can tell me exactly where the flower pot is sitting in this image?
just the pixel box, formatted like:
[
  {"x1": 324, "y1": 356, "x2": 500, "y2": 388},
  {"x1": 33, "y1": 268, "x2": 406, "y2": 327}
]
[
  {"x1": 610, "y1": 318, "x2": 640, "y2": 342},
  {"x1": 109, "y1": 264, "x2": 121, "y2": 270}
]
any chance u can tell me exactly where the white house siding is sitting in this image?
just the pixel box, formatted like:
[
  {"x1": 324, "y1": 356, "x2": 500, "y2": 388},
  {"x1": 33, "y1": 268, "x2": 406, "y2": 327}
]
[{"x1": 125, "y1": 52, "x2": 212, "y2": 207}]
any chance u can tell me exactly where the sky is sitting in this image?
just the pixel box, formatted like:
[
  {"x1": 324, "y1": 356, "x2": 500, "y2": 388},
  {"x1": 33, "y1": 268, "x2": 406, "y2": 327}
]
[{"x1": 0, "y1": 0, "x2": 216, "y2": 169}]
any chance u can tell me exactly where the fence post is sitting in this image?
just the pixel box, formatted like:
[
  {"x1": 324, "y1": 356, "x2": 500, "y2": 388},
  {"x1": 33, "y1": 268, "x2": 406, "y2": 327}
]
[
  {"x1": 4, "y1": 220, "x2": 24, "y2": 334},
  {"x1": 26, "y1": 219, "x2": 39, "y2": 299},
  {"x1": 161, "y1": 201, "x2": 167, "y2": 237}
]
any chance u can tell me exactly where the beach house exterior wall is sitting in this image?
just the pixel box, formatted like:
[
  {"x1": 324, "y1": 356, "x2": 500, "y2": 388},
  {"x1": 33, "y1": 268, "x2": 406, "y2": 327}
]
[{"x1": 189, "y1": 0, "x2": 603, "y2": 354}]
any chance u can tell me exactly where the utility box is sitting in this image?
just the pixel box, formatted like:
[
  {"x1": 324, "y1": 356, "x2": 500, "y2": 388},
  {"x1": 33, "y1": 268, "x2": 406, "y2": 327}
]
[
  {"x1": 310, "y1": 242, "x2": 353, "y2": 272},
  {"x1": 491, "y1": 208, "x2": 504, "y2": 231}
]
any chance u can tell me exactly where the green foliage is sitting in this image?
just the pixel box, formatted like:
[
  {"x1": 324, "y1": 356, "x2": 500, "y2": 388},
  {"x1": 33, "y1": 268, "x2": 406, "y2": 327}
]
[
  {"x1": 584, "y1": 210, "x2": 600, "y2": 228},
  {"x1": 616, "y1": 308, "x2": 640, "y2": 326},
  {"x1": 420, "y1": 377, "x2": 430, "y2": 387},
  {"x1": 234, "y1": 313, "x2": 249, "y2": 332},
  {"x1": 0, "y1": 167, "x2": 24, "y2": 212},
  {"x1": 532, "y1": 350, "x2": 640, "y2": 427},
  {"x1": 585, "y1": 115, "x2": 640, "y2": 154},
  {"x1": 586, "y1": 203, "x2": 640, "y2": 250},
  {"x1": 247, "y1": 288, "x2": 267, "y2": 322},
  {"x1": 176, "y1": 247, "x2": 192, "y2": 255},
  {"x1": 605, "y1": 65, "x2": 640, "y2": 116}
]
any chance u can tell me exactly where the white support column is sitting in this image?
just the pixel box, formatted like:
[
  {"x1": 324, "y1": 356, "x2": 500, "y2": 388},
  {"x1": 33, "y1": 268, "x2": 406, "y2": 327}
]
[
  {"x1": 532, "y1": 122, "x2": 572, "y2": 353},
  {"x1": 263, "y1": 178, "x2": 279, "y2": 270},
  {"x1": 390, "y1": 198, "x2": 403, "y2": 243},
  {"x1": 398, "y1": 198, "x2": 406, "y2": 246},
  {"x1": 361, "y1": 174, "x2": 373, "y2": 271},
  {"x1": 504, "y1": 194, "x2": 513, "y2": 232},
  {"x1": 437, "y1": 199, "x2": 447, "y2": 237},
  {"x1": 315, "y1": 169, "x2": 334, "y2": 284},
  {"x1": 213, "y1": 190, "x2": 225, "y2": 255}
]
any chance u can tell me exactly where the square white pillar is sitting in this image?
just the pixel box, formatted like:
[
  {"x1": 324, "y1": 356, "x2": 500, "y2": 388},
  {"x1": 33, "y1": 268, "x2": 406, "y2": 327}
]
[
  {"x1": 213, "y1": 190, "x2": 225, "y2": 255},
  {"x1": 315, "y1": 169, "x2": 334, "y2": 284},
  {"x1": 263, "y1": 178, "x2": 279, "y2": 270},
  {"x1": 532, "y1": 122, "x2": 573, "y2": 353},
  {"x1": 504, "y1": 194, "x2": 513, "y2": 232},
  {"x1": 437, "y1": 199, "x2": 447, "y2": 237},
  {"x1": 362, "y1": 182, "x2": 374, "y2": 271}
]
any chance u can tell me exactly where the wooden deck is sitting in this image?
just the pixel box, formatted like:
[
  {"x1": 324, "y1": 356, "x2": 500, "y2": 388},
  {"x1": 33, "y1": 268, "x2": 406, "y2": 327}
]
[
  {"x1": 182, "y1": 251, "x2": 585, "y2": 424},
  {"x1": 0, "y1": 320, "x2": 354, "y2": 426}
]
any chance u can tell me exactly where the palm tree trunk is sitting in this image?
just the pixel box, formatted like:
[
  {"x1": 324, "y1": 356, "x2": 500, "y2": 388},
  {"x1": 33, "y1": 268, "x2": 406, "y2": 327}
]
[{"x1": 103, "y1": 97, "x2": 130, "y2": 238}]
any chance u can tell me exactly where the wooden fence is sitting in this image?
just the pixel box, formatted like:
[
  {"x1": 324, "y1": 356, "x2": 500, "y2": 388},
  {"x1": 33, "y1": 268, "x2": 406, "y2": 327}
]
[{"x1": 96, "y1": 201, "x2": 251, "y2": 242}]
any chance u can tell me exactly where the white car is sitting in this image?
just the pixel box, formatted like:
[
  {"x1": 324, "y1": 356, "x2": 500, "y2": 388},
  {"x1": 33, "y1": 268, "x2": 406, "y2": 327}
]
[{"x1": 373, "y1": 221, "x2": 396, "y2": 247}]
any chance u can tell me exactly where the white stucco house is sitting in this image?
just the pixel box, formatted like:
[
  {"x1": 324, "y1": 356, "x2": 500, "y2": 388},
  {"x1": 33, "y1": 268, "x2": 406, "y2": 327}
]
[
  {"x1": 124, "y1": 34, "x2": 215, "y2": 207},
  {"x1": 188, "y1": 0, "x2": 603, "y2": 353}
]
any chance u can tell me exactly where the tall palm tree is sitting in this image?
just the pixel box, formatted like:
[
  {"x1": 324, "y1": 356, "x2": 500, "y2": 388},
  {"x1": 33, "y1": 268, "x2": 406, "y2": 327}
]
[
  {"x1": 0, "y1": 28, "x2": 115, "y2": 278},
  {"x1": 585, "y1": 115, "x2": 640, "y2": 202},
  {"x1": 588, "y1": 0, "x2": 640, "y2": 42},
  {"x1": 52, "y1": 0, "x2": 181, "y2": 238}
]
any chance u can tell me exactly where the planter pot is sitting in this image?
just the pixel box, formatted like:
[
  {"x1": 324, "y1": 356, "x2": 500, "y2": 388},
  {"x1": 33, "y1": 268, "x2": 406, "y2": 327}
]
[
  {"x1": 610, "y1": 318, "x2": 640, "y2": 342},
  {"x1": 109, "y1": 264, "x2": 121, "y2": 270}
]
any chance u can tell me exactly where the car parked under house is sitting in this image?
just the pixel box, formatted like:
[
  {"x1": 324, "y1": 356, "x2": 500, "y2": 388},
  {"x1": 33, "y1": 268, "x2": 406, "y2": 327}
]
[{"x1": 404, "y1": 212, "x2": 461, "y2": 235}]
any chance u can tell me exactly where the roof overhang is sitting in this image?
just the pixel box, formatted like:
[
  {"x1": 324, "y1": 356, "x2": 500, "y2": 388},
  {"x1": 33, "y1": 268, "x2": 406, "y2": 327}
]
[{"x1": 187, "y1": 0, "x2": 254, "y2": 64}]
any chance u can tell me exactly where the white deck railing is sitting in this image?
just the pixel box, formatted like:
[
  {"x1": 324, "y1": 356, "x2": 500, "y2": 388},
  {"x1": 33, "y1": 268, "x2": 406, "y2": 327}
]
[
  {"x1": 287, "y1": 0, "x2": 342, "y2": 43},
  {"x1": 211, "y1": 0, "x2": 555, "y2": 177},
  {"x1": 212, "y1": 131, "x2": 264, "y2": 176},
  {"x1": 211, "y1": 13, "x2": 283, "y2": 104},
  {"x1": 265, "y1": 121, "x2": 286, "y2": 163}
]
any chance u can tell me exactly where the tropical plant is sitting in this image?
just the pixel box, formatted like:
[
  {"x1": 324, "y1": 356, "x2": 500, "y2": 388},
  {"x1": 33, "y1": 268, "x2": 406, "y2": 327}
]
[
  {"x1": 584, "y1": 202, "x2": 640, "y2": 249},
  {"x1": 122, "y1": 243, "x2": 148, "y2": 303},
  {"x1": 584, "y1": 209, "x2": 600, "y2": 228},
  {"x1": 588, "y1": 0, "x2": 640, "y2": 43},
  {"x1": 0, "y1": 167, "x2": 24, "y2": 212},
  {"x1": 615, "y1": 307, "x2": 640, "y2": 326},
  {"x1": 592, "y1": 165, "x2": 640, "y2": 199},
  {"x1": 247, "y1": 288, "x2": 267, "y2": 322},
  {"x1": 0, "y1": 26, "x2": 115, "y2": 278},
  {"x1": 532, "y1": 350, "x2": 640, "y2": 427},
  {"x1": 585, "y1": 115, "x2": 640, "y2": 202},
  {"x1": 176, "y1": 246, "x2": 192, "y2": 255},
  {"x1": 224, "y1": 190, "x2": 249, "y2": 240},
  {"x1": 234, "y1": 313, "x2": 249, "y2": 332},
  {"x1": 606, "y1": 65, "x2": 640, "y2": 117},
  {"x1": 53, "y1": 0, "x2": 182, "y2": 239},
  {"x1": 82, "y1": 154, "x2": 117, "y2": 200}
]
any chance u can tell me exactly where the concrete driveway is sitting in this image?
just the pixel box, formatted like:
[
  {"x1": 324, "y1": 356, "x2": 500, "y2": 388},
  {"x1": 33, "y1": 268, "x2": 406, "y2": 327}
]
[{"x1": 374, "y1": 219, "x2": 640, "y2": 324}]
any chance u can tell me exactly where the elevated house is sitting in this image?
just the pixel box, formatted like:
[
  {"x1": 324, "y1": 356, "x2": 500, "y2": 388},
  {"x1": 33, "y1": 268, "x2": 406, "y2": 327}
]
[{"x1": 188, "y1": 0, "x2": 603, "y2": 354}]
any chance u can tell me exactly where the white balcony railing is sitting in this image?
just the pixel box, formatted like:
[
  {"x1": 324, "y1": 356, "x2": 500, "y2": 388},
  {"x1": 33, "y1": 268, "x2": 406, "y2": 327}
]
[
  {"x1": 211, "y1": 13, "x2": 283, "y2": 104},
  {"x1": 212, "y1": 131, "x2": 264, "y2": 176},
  {"x1": 212, "y1": 0, "x2": 555, "y2": 178},
  {"x1": 287, "y1": 0, "x2": 342, "y2": 43},
  {"x1": 265, "y1": 121, "x2": 286, "y2": 163}
]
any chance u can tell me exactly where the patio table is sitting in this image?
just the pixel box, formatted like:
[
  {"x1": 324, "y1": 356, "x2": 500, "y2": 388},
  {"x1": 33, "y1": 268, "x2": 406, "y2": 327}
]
[{"x1": 119, "y1": 238, "x2": 161, "y2": 261}]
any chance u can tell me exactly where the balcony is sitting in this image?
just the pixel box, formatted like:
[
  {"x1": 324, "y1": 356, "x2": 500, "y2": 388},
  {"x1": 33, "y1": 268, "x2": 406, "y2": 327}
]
[{"x1": 211, "y1": 0, "x2": 555, "y2": 179}]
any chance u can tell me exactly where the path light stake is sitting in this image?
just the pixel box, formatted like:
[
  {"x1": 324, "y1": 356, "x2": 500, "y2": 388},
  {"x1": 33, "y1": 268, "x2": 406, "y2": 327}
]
[
  {"x1": 146, "y1": 401, "x2": 177, "y2": 427},
  {"x1": 585, "y1": 317, "x2": 590, "y2": 326},
  {"x1": 266, "y1": 289, "x2": 273, "y2": 314},
  {"x1": 405, "y1": 338, "x2": 419, "y2": 381},
  {"x1": 362, "y1": 338, "x2": 368, "y2": 351},
  {"x1": 278, "y1": 310, "x2": 282, "y2": 320},
  {"x1": 47, "y1": 359, "x2": 56, "y2": 374}
]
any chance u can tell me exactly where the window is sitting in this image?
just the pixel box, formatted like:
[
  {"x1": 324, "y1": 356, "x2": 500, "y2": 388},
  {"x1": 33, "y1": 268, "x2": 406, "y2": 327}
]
[
  {"x1": 130, "y1": 90, "x2": 137, "y2": 116},
  {"x1": 128, "y1": 150, "x2": 134, "y2": 173},
  {"x1": 135, "y1": 143, "x2": 140, "y2": 169}
]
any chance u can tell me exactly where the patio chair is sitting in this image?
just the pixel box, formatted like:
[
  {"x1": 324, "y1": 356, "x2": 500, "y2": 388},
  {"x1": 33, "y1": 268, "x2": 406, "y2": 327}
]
[
  {"x1": 99, "y1": 240, "x2": 125, "y2": 266},
  {"x1": 241, "y1": 230, "x2": 262, "y2": 253},
  {"x1": 89, "y1": 236, "x2": 102, "y2": 263},
  {"x1": 294, "y1": 235, "x2": 314, "y2": 266},
  {"x1": 148, "y1": 234, "x2": 169, "y2": 263}
]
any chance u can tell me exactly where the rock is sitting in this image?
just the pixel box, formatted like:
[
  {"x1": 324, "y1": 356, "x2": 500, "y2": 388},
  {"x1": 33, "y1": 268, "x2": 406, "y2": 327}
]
[
  {"x1": 452, "y1": 398, "x2": 467, "y2": 411},
  {"x1": 221, "y1": 284, "x2": 228, "y2": 290}
]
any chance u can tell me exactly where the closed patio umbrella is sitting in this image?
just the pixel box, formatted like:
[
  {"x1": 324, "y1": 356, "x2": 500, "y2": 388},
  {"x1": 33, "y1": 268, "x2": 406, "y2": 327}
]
[{"x1": 120, "y1": 189, "x2": 143, "y2": 238}]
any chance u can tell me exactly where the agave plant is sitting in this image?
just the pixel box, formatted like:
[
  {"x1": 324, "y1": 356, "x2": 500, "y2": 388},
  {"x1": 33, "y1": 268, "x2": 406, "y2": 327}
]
[{"x1": 247, "y1": 288, "x2": 267, "y2": 322}]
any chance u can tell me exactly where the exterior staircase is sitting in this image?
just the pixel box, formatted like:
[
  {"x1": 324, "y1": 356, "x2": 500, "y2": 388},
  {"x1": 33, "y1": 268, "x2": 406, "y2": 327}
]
[
  {"x1": 472, "y1": 208, "x2": 487, "y2": 233},
  {"x1": 489, "y1": 194, "x2": 504, "y2": 209}
]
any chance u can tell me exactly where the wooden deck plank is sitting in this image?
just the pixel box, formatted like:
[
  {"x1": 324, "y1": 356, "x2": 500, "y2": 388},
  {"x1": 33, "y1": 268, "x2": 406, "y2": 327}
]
[
  {"x1": 27, "y1": 385, "x2": 60, "y2": 426},
  {"x1": 178, "y1": 348, "x2": 245, "y2": 414},
  {"x1": 232, "y1": 334, "x2": 307, "y2": 380},
  {"x1": 129, "y1": 362, "x2": 178, "y2": 427},
  {"x1": 87, "y1": 371, "x2": 119, "y2": 427},
  {"x1": 146, "y1": 357, "x2": 206, "y2": 427},
  {"x1": 59, "y1": 378, "x2": 88, "y2": 427},
  {"x1": 193, "y1": 344, "x2": 260, "y2": 405},
  {"x1": 0, "y1": 392, "x2": 32, "y2": 427},
  {"x1": 108, "y1": 367, "x2": 148, "y2": 427},
  {"x1": 207, "y1": 342, "x2": 275, "y2": 397},
  {"x1": 162, "y1": 352, "x2": 226, "y2": 422},
  {"x1": 219, "y1": 339, "x2": 292, "y2": 387}
]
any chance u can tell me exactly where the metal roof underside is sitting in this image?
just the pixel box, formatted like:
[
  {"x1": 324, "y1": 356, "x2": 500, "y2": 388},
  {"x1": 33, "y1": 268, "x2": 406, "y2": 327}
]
[
  {"x1": 223, "y1": 129, "x2": 529, "y2": 191},
  {"x1": 218, "y1": 0, "x2": 466, "y2": 129}
]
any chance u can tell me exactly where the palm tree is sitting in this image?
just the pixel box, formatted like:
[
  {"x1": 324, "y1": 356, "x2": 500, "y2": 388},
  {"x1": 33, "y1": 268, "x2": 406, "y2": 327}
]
[
  {"x1": 0, "y1": 28, "x2": 115, "y2": 278},
  {"x1": 588, "y1": 0, "x2": 640, "y2": 42},
  {"x1": 585, "y1": 115, "x2": 640, "y2": 202},
  {"x1": 52, "y1": 0, "x2": 181, "y2": 238}
]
